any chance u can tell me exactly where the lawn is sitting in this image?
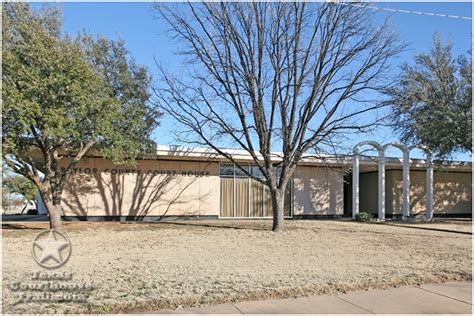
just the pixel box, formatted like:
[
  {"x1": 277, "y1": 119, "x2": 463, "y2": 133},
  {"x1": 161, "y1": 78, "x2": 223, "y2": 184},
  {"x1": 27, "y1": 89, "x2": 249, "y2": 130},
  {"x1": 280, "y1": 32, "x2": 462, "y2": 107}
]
[{"x1": 2, "y1": 219, "x2": 472, "y2": 313}]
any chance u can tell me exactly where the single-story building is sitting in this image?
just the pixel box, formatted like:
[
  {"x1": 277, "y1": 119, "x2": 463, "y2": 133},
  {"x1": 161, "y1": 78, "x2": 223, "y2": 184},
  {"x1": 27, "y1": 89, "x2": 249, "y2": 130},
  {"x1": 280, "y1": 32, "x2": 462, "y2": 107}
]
[{"x1": 38, "y1": 146, "x2": 472, "y2": 220}]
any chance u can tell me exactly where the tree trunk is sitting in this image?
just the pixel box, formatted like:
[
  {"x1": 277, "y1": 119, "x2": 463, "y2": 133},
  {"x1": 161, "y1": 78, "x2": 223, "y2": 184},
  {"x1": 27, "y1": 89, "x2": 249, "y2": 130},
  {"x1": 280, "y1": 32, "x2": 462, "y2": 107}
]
[
  {"x1": 45, "y1": 201, "x2": 63, "y2": 230},
  {"x1": 271, "y1": 188, "x2": 285, "y2": 232}
]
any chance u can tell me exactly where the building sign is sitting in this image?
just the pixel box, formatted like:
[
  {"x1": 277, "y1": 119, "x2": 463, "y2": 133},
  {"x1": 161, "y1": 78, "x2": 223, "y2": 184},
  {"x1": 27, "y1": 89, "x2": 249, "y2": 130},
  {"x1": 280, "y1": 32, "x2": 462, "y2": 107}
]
[{"x1": 62, "y1": 167, "x2": 211, "y2": 177}]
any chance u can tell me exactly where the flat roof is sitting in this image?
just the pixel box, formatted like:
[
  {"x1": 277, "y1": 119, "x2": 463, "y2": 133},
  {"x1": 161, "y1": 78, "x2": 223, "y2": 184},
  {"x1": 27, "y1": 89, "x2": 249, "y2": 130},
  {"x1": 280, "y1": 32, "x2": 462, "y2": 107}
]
[
  {"x1": 31, "y1": 145, "x2": 471, "y2": 172},
  {"x1": 152, "y1": 145, "x2": 471, "y2": 172}
]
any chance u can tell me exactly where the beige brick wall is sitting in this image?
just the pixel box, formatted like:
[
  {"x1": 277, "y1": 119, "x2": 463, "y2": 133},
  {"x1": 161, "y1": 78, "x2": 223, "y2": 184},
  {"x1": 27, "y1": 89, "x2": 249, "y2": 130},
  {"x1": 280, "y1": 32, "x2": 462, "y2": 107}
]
[
  {"x1": 293, "y1": 166, "x2": 344, "y2": 215},
  {"x1": 359, "y1": 169, "x2": 472, "y2": 215},
  {"x1": 387, "y1": 170, "x2": 471, "y2": 215},
  {"x1": 60, "y1": 157, "x2": 220, "y2": 217}
]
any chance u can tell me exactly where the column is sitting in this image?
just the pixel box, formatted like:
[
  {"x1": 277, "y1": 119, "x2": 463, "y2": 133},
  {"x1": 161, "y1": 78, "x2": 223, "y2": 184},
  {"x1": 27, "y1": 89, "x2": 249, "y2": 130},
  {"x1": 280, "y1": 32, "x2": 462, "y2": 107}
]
[
  {"x1": 352, "y1": 153, "x2": 359, "y2": 219},
  {"x1": 426, "y1": 157, "x2": 433, "y2": 220},
  {"x1": 378, "y1": 152, "x2": 385, "y2": 220}
]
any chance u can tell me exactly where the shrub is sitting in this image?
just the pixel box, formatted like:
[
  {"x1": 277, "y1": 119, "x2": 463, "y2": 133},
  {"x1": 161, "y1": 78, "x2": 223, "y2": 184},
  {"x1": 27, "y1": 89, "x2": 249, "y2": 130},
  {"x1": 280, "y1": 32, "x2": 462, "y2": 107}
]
[{"x1": 355, "y1": 212, "x2": 373, "y2": 222}]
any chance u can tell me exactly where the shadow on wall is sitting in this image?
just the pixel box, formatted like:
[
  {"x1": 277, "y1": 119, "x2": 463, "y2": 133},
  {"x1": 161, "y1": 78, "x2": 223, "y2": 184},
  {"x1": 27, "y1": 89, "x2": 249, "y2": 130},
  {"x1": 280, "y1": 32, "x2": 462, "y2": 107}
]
[
  {"x1": 386, "y1": 170, "x2": 471, "y2": 215},
  {"x1": 61, "y1": 168, "x2": 210, "y2": 219},
  {"x1": 409, "y1": 180, "x2": 471, "y2": 215},
  {"x1": 293, "y1": 167, "x2": 342, "y2": 215}
]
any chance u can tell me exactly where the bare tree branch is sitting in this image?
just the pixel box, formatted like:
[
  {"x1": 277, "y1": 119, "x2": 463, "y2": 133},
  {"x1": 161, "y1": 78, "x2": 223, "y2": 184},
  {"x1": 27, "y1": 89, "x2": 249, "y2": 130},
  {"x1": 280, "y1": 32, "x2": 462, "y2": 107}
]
[{"x1": 153, "y1": 2, "x2": 404, "y2": 231}]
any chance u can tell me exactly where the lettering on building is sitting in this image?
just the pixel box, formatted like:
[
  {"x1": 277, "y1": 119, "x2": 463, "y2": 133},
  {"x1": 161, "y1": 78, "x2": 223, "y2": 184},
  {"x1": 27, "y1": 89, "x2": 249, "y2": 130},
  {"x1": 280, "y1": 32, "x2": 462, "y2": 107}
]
[{"x1": 61, "y1": 167, "x2": 210, "y2": 177}]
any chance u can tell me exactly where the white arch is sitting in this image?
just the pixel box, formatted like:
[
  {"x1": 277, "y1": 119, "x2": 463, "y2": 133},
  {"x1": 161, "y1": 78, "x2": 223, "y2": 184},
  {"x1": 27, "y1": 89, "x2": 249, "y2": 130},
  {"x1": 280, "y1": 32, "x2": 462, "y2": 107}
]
[
  {"x1": 383, "y1": 143, "x2": 410, "y2": 219},
  {"x1": 353, "y1": 141, "x2": 385, "y2": 220},
  {"x1": 408, "y1": 145, "x2": 434, "y2": 220}
]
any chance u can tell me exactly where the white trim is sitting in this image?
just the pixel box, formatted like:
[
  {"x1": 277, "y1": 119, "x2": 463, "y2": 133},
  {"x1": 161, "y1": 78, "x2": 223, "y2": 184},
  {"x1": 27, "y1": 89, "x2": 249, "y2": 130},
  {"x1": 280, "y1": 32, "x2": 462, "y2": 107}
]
[
  {"x1": 80, "y1": 144, "x2": 471, "y2": 170},
  {"x1": 154, "y1": 145, "x2": 470, "y2": 167}
]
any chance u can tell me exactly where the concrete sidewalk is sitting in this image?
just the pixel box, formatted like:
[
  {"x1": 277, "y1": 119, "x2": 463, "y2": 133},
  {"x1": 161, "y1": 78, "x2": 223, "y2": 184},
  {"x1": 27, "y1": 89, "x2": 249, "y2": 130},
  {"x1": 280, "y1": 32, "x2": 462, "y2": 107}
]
[{"x1": 156, "y1": 281, "x2": 472, "y2": 314}]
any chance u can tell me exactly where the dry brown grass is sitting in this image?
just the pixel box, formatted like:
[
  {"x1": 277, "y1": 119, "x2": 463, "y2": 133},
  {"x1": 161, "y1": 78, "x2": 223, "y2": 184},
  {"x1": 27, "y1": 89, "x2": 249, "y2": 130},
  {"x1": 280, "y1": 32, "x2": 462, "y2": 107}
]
[{"x1": 2, "y1": 219, "x2": 472, "y2": 313}]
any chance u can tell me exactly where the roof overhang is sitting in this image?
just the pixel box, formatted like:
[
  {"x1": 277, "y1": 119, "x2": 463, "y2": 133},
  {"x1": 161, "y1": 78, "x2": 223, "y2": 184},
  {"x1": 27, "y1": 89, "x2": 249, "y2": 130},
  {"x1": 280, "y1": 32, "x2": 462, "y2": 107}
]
[{"x1": 27, "y1": 145, "x2": 472, "y2": 172}]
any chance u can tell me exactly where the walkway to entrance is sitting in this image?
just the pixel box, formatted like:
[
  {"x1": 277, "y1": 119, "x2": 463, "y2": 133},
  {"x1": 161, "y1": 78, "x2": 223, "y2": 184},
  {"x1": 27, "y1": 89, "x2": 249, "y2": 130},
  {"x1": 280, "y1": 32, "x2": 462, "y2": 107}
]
[{"x1": 155, "y1": 281, "x2": 472, "y2": 314}]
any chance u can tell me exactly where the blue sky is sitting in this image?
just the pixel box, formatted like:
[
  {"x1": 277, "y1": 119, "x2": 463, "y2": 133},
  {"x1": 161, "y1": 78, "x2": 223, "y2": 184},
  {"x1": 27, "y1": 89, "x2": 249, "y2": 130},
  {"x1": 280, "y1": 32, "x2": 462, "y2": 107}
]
[{"x1": 33, "y1": 2, "x2": 472, "y2": 161}]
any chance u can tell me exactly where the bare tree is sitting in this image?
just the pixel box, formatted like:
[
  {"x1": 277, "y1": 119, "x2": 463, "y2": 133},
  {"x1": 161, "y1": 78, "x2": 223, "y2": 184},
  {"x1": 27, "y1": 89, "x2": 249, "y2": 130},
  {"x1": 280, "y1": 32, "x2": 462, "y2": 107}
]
[{"x1": 154, "y1": 2, "x2": 404, "y2": 232}]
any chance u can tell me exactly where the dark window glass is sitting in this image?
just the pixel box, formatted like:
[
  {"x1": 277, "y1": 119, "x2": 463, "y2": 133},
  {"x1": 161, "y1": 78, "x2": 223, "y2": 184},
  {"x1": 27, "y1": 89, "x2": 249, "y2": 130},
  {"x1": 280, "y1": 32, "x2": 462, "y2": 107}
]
[
  {"x1": 220, "y1": 164, "x2": 234, "y2": 176},
  {"x1": 235, "y1": 165, "x2": 249, "y2": 177},
  {"x1": 251, "y1": 166, "x2": 264, "y2": 179}
]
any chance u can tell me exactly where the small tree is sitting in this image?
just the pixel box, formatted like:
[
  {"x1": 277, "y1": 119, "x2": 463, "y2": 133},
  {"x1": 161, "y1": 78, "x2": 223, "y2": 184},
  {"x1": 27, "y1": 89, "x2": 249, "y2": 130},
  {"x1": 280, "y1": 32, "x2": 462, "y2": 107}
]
[
  {"x1": 386, "y1": 35, "x2": 472, "y2": 158},
  {"x1": 3, "y1": 162, "x2": 37, "y2": 213},
  {"x1": 3, "y1": 166, "x2": 37, "y2": 202},
  {"x1": 2, "y1": 3, "x2": 159, "y2": 229},
  {"x1": 154, "y1": 2, "x2": 403, "y2": 231}
]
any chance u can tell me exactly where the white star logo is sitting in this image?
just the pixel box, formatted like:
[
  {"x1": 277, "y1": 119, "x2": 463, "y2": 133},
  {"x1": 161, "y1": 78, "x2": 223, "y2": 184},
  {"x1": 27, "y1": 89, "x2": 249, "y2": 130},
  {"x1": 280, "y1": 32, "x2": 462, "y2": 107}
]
[{"x1": 32, "y1": 229, "x2": 71, "y2": 269}]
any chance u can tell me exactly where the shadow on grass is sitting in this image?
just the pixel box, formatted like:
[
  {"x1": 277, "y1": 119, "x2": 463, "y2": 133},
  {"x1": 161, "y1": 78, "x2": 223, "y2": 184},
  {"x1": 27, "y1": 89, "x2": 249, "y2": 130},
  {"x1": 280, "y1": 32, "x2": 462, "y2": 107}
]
[
  {"x1": 148, "y1": 221, "x2": 270, "y2": 231},
  {"x1": 380, "y1": 222, "x2": 472, "y2": 235},
  {"x1": 2, "y1": 223, "x2": 45, "y2": 230}
]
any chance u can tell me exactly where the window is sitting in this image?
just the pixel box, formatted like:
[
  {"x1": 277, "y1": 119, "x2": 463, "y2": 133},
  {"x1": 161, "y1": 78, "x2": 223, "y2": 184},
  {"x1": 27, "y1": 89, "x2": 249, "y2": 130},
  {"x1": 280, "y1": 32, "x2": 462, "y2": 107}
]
[
  {"x1": 220, "y1": 163, "x2": 292, "y2": 218},
  {"x1": 220, "y1": 164, "x2": 234, "y2": 177},
  {"x1": 251, "y1": 166, "x2": 264, "y2": 179},
  {"x1": 235, "y1": 177, "x2": 249, "y2": 217},
  {"x1": 235, "y1": 165, "x2": 249, "y2": 177},
  {"x1": 220, "y1": 177, "x2": 234, "y2": 217}
]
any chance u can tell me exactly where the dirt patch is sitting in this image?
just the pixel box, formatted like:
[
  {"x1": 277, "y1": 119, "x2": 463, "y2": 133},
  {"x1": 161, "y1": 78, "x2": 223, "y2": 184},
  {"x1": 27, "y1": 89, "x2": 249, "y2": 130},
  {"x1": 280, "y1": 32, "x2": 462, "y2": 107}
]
[{"x1": 2, "y1": 220, "x2": 471, "y2": 313}]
